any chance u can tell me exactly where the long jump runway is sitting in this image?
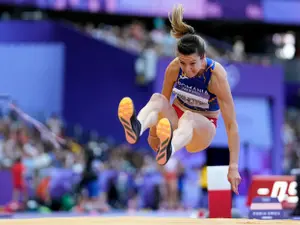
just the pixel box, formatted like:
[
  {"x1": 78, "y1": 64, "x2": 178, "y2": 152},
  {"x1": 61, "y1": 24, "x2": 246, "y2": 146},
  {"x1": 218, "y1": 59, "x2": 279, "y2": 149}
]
[{"x1": 0, "y1": 217, "x2": 299, "y2": 225}]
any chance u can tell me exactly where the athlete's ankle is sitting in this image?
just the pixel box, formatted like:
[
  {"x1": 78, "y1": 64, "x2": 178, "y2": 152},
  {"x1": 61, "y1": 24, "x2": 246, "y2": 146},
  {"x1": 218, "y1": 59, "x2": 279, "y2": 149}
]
[
  {"x1": 139, "y1": 120, "x2": 143, "y2": 136},
  {"x1": 171, "y1": 143, "x2": 176, "y2": 156}
]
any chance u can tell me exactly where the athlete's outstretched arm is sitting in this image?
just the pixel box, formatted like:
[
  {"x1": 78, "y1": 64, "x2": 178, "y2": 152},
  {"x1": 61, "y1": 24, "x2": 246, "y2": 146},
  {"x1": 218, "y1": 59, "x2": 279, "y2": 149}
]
[{"x1": 209, "y1": 62, "x2": 241, "y2": 194}]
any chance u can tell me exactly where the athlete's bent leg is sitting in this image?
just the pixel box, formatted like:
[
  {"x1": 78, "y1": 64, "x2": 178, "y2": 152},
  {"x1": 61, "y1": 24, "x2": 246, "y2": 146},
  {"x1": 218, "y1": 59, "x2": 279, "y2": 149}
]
[
  {"x1": 156, "y1": 111, "x2": 216, "y2": 165},
  {"x1": 184, "y1": 113, "x2": 216, "y2": 153},
  {"x1": 118, "y1": 94, "x2": 178, "y2": 145},
  {"x1": 137, "y1": 93, "x2": 178, "y2": 134}
]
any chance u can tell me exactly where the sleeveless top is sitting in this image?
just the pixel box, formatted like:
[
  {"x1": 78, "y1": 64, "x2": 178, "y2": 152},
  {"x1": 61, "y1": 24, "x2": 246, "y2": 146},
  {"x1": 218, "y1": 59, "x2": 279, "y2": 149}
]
[{"x1": 172, "y1": 58, "x2": 220, "y2": 112}]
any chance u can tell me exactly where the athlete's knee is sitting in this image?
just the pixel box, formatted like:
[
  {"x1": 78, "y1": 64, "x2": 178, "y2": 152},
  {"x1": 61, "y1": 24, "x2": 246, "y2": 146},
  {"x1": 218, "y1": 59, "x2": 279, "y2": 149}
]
[
  {"x1": 149, "y1": 93, "x2": 170, "y2": 111},
  {"x1": 186, "y1": 143, "x2": 205, "y2": 153},
  {"x1": 150, "y1": 93, "x2": 168, "y2": 104}
]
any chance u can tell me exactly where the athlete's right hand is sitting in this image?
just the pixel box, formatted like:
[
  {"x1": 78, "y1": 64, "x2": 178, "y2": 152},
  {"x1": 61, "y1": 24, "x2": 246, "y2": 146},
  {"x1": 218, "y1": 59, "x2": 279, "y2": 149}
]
[{"x1": 148, "y1": 134, "x2": 160, "y2": 152}]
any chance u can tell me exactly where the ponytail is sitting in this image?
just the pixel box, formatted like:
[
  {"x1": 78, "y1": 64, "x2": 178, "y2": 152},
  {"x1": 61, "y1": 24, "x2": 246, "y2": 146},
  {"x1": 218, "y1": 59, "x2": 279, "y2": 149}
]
[{"x1": 169, "y1": 4, "x2": 195, "y2": 39}]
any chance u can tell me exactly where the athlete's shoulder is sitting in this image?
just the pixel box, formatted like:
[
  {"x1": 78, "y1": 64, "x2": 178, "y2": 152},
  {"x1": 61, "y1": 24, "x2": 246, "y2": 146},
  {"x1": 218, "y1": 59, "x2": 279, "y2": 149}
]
[
  {"x1": 210, "y1": 61, "x2": 228, "y2": 90},
  {"x1": 167, "y1": 57, "x2": 180, "y2": 72},
  {"x1": 212, "y1": 61, "x2": 227, "y2": 79},
  {"x1": 164, "y1": 57, "x2": 180, "y2": 81}
]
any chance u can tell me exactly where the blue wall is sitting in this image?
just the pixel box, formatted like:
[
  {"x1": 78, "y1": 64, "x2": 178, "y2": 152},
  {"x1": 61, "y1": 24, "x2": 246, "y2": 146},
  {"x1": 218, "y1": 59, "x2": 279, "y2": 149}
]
[
  {"x1": 0, "y1": 43, "x2": 65, "y2": 118},
  {"x1": 0, "y1": 21, "x2": 153, "y2": 147},
  {"x1": 60, "y1": 27, "x2": 153, "y2": 146}
]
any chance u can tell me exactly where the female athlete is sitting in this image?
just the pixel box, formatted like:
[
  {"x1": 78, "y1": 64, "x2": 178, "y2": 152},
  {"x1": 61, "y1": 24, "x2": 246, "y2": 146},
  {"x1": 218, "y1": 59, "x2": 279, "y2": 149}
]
[{"x1": 118, "y1": 4, "x2": 241, "y2": 194}]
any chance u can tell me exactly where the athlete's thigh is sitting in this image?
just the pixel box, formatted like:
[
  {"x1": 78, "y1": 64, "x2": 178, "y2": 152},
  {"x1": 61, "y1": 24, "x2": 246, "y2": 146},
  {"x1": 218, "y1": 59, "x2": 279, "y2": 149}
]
[
  {"x1": 148, "y1": 93, "x2": 179, "y2": 130},
  {"x1": 158, "y1": 104, "x2": 179, "y2": 129},
  {"x1": 183, "y1": 111, "x2": 216, "y2": 152}
]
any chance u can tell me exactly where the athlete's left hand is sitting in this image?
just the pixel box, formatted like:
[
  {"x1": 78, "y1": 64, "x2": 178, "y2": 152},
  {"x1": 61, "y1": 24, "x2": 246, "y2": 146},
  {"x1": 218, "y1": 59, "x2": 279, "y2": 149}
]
[{"x1": 227, "y1": 167, "x2": 242, "y2": 195}]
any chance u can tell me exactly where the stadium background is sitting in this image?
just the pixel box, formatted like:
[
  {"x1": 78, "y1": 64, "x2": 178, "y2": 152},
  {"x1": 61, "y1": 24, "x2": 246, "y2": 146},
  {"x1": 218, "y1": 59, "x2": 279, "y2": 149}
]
[{"x1": 0, "y1": 0, "x2": 299, "y2": 218}]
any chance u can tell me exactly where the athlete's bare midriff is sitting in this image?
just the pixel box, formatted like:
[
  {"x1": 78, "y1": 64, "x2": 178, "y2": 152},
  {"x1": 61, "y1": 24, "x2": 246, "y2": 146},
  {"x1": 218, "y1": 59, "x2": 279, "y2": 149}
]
[{"x1": 172, "y1": 97, "x2": 220, "y2": 119}]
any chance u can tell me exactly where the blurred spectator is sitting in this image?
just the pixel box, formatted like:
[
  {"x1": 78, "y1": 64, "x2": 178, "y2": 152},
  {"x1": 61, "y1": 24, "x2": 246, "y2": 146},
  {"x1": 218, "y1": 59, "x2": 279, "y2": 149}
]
[
  {"x1": 283, "y1": 108, "x2": 300, "y2": 174},
  {"x1": 161, "y1": 157, "x2": 181, "y2": 210},
  {"x1": 199, "y1": 164, "x2": 208, "y2": 208},
  {"x1": 46, "y1": 113, "x2": 63, "y2": 137},
  {"x1": 11, "y1": 157, "x2": 27, "y2": 204},
  {"x1": 232, "y1": 36, "x2": 245, "y2": 62},
  {"x1": 135, "y1": 39, "x2": 158, "y2": 85}
]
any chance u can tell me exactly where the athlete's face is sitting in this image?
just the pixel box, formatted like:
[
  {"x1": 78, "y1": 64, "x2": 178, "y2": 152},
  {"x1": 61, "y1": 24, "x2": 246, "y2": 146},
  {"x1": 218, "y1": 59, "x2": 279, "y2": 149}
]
[{"x1": 178, "y1": 53, "x2": 206, "y2": 78}]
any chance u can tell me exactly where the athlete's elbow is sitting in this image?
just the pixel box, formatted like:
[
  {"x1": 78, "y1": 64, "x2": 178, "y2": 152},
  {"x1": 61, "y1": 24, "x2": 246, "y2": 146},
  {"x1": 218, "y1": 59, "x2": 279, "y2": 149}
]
[{"x1": 226, "y1": 120, "x2": 239, "y2": 135}]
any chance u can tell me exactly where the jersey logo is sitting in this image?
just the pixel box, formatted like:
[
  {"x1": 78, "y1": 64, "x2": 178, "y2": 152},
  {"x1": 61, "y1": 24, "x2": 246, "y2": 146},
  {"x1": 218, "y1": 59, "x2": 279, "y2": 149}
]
[{"x1": 179, "y1": 73, "x2": 189, "y2": 80}]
